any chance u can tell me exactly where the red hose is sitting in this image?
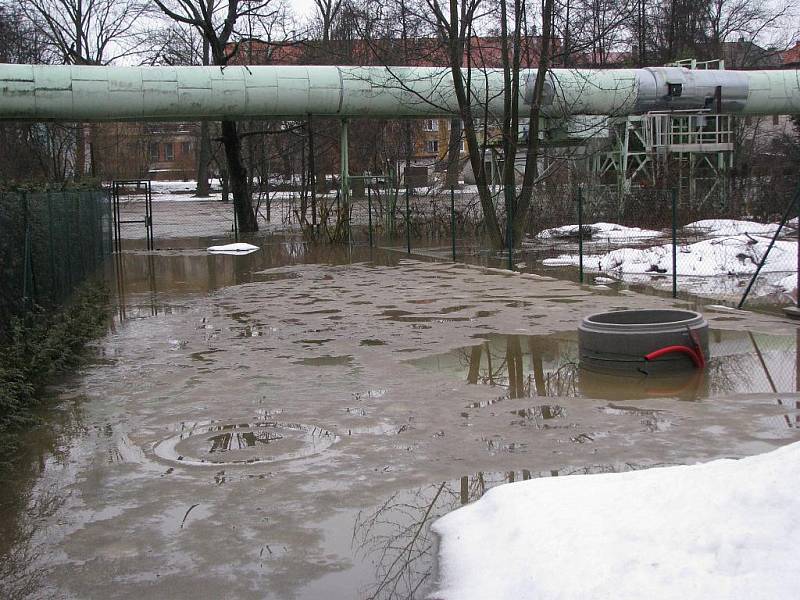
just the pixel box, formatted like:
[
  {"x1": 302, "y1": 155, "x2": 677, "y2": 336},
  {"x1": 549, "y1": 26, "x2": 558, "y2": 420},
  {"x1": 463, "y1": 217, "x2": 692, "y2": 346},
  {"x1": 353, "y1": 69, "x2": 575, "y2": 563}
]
[{"x1": 644, "y1": 345, "x2": 705, "y2": 368}]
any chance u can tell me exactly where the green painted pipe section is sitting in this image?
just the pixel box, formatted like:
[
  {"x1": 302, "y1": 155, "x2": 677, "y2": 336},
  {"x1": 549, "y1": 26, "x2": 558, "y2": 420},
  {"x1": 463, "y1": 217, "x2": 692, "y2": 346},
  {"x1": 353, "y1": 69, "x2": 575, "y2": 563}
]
[{"x1": 1, "y1": 64, "x2": 799, "y2": 121}]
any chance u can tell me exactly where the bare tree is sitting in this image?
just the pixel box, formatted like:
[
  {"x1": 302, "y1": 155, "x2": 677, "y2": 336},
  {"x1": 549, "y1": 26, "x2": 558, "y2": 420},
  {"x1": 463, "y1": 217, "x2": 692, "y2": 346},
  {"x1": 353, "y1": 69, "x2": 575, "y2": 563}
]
[
  {"x1": 18, "y1": 0, "x2": 148, "y2": 65},
  {"x1": 146, "y1": 18, "x2": 214, "y2": 197},
  {"x1": 152, "y1": 0, "x2": 288, "y2": 232},
  {"x1": 419, "y1": 0, "x2": 556, "y2": 250},
  {"x1": 702, "y1": 0, "x2": 794, "y2": 66},
  {"x1": 17, "y1": 0, "x2": 149, "y2": 179},
  {"x1": 0, "y1": 3, "x2": 74, "y2": 181},
  {"x1": 313, "y1": 0, "x2": 343, "y2": 42}
]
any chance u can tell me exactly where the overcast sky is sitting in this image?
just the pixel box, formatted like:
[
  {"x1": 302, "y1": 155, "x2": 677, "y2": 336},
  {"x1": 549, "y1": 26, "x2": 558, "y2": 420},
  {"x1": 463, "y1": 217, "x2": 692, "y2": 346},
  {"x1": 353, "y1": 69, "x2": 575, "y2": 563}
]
[
  {"x1": 289, "y1": 0, "x2": 317, "y2": 21},
  {"x1": 284, "y1": 0, "x2": 797, "y2": 47}
]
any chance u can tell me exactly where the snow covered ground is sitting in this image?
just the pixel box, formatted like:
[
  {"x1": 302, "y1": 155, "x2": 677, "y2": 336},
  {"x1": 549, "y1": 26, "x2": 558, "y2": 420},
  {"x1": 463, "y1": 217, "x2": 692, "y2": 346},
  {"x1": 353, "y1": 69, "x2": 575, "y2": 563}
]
[
  {"x1": 433, "y1": 440, "x2": 800, "y2": 600},
  {"x1": 539, "y1": 219, "x2": 797, "y2": 301},
  {"x1": 775, "y1": 273, "x2": 799, "y2": 303},
  {"x1": 683, "y1": 218, "x2": 787, "y2": 238},
  {"x1": 544, "y1": 236, "x2": 795, "y2": 277},
  {"x1": 536, "y1": 222, "x2": 663, "y2": 241}
]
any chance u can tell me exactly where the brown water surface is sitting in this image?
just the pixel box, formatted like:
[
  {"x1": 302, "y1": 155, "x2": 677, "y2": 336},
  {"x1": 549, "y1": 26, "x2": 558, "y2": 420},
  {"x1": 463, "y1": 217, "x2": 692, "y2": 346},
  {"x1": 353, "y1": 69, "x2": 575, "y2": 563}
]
[{"x1": 2, "y1": 236, "x2": 799, "y2": 599}]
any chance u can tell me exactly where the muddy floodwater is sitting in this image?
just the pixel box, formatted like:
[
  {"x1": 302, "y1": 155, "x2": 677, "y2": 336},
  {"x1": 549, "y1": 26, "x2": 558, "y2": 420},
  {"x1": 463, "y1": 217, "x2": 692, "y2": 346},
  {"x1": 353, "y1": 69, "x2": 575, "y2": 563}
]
[{"x1": 2, "y1": 238, "x2": 800, "y2": 599}]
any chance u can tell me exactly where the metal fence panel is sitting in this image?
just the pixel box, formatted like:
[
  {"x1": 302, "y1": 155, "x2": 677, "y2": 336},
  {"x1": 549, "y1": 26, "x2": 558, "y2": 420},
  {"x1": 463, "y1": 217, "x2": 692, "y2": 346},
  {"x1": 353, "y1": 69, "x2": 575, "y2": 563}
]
[{"x1": 0, "y1": 189, "x2": 112, "y2": 341}]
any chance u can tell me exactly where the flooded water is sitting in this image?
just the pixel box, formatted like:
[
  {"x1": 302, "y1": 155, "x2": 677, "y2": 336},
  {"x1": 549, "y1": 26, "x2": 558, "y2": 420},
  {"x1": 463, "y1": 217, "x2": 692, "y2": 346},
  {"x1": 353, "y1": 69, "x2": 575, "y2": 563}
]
[
  {"x1": 2, "y1": 235, "x2": 800, "y2": 599},
  {"x1": 410, "y1": 330, "x2": 800, "y2": 403}
]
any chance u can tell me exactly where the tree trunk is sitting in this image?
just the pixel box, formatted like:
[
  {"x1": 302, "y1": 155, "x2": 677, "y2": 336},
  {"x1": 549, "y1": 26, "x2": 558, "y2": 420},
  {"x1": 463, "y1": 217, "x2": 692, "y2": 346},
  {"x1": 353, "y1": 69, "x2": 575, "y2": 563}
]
[
  {"x1": 512, "y1": 0, "x2": 555, "y2": 247},
  {"x1": 75, "y1": 124, "x2": 85, "y2": 180},
  {"x1": 467, "y1": 344, "x2": 482, "y2": 384},
  {"x1": 196, "y1": 121, "x2": 210, "y2": 196},
  {"x1": 446, "y1": 48, "x2": 504, "y2": 249},
  {"x1": 221, "y1": 120, "x2": 258, "y2": 232}
]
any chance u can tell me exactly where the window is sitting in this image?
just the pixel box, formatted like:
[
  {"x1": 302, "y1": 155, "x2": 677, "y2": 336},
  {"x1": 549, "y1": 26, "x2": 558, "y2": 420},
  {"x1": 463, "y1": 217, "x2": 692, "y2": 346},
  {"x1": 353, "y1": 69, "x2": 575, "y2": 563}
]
[
  {"x1": 423, "y1": 119, "x2": 439, "y2": 132},
  {"x1": 164, "y1": 143, "x2": 174, "y2": 161},
  {"x1": 182, "y1": 141, "x2": 192, "y2": 155},
  {"x1": 667, "y1": 83, "x2": 682, "y2": 97},
  {"x1": 148, "y1": 142, "x2": 159, "y2": 161},
  {"x1": 425, "y1": 140, "x2": 439, "y2": 154}
]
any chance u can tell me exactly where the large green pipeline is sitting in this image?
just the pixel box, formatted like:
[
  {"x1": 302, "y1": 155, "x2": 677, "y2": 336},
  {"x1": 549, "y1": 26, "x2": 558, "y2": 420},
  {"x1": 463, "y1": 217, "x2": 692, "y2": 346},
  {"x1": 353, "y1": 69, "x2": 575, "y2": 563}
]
[{"x1": 0, "y1": 64, "x2": 799, "y2": 121}]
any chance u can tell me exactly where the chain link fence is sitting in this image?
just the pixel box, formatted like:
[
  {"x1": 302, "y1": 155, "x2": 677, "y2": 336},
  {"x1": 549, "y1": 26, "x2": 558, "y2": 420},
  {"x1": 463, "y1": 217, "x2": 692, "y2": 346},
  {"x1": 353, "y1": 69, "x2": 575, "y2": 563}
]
[
  {"x1": 327, "y1": 181, "x2": 798, "y2": 311},
  {"x1": 525, "y1": 183, "x2": 799, "y2": 309},
  {"x1": 345, "y1": 186, "x2": 487, "y2": 249},
  {"x1": 108, "y1": 177, "x2": 799, "y2": 310},
  {"x1": 0, "y1": 189, "x2": 112, "y2": 340}
]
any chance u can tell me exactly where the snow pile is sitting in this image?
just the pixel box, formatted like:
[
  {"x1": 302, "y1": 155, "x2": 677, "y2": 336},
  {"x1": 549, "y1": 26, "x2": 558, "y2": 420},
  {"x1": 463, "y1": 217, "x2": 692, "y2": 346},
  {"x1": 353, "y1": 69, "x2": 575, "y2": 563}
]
[
  {"x1": 433, "y1": 441, "x2": 800, "y2": 600},
  {"x1": 537, "y1": 222, "x2": 662, "y2": 241},
  {"x1": 594, "y1": 276, "x2": 616, "y2": 284},
  {"x1": 683, "y1": 219, "x2": 784, "y2": 237},
  {"x1": 207, "y1": 243, "x2": 259, "y2": 255},
  {"x1": 774, "y1": 273, "x2": 798, "y2": 303},
  {"x1": 543, "y1": 235, "x2": 796, "y2": 277}
]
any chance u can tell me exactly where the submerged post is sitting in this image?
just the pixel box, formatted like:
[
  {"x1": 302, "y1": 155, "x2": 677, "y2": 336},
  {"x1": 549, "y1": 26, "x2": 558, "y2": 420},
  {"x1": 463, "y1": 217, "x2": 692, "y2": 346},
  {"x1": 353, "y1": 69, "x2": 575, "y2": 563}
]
[
  {"x1": 405, "y1": 182, "x2": 411, "y2": 255},
  {"x1": 671, "y1": 188, "x2": 678, "y2": 299},
  {"x1": 505, "y1": 184, "x2": 514, "y2": 271},
  {"x1": 578, "y1": 186, "x2": 584, "y2": 284},
  {"x1": 340, "y1": 119, "x2": 350, "y2": 243},
  {"x1": 451, "y1": 186, "x2": 456, "y2": 262},
  {"x1": 233, "y1": 202, "x2": 239, "y2": 241},
  {"x1": 367, "y1": 184, "x2": 373, "y2": 248}
]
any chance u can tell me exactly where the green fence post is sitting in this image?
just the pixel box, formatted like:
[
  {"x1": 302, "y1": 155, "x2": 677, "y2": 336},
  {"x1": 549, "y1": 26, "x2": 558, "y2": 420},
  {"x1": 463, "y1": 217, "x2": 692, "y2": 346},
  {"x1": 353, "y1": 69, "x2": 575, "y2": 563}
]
[
  {"x1": 405, "y1": 183, "x2": 411, "y2": 255},
  {"x1": 89, "y1": 192, "x2": 98, "y2": 270},
  {"x1": 21, "y1": 191, "x2": 32, "y2": 310},
  {"x1": 367, "y1": 185, "x2": 373, "y2": 247},
  {"x1": 76, "y1": 192, "x2": 86, "y2": 281},
  {"x1": 107, "y1": 188, "x2": 113, "y2": 256},
  {"x1": 671, "y1": 188, "x2": 678, "y2": 299},
  {"x1": 233, "y1": 202, "x2": 239, "y2": 241},
  {"x1": 65, "y1": 192, "x2": 73, "y2": 293},
  {"x1": 451, "y1": 186, "x2": 456, "y2": 262},
  {"x1": 47, "y1": 192, "x2": 57, "y2": 302},
  {"x1": 506, "y1": 185, "x2": 514, "y2": 270},
  {"x1": 578, "y1": 186, "x2": 584, "y2": 284}
]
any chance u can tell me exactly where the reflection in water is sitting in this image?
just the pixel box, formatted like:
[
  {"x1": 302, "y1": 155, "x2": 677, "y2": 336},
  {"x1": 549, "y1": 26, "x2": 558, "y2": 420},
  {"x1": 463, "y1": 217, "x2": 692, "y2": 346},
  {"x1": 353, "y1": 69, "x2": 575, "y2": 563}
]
[
  {"x1": 353, "y1": 463, "x2": 666, "y2": 599},
  {"x1": 153, "y1": 420, "x2": 338, "y2": 466},
  {"x1": 0, "y1": 400, "x2": 85, "y2": 598},
  {"x1": 412, "y1": 330, "x2": 800, "y2": 402},
  {"x1": 208, "y1": 430, "x2": 283, "y2": 453},
  {"x1": 510, "y1": 405, "x2": 566, "y2": 425},
  {"x1": 108, "y1": 237, "x2": 407, "y2": 326}
]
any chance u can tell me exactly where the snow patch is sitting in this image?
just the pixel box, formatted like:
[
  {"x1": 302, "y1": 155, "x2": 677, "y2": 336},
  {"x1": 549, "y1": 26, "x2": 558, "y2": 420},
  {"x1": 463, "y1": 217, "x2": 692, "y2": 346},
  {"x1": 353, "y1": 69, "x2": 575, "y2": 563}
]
[
  {"x1": 433, "y1": 441, "x2": 800, "y2": 600},
  {"x1": 773, "y1": 273, "x2": 798, "y2": 303},
  {"x1": 544, "y1": 235, "x2": 796, "y2": 277},
  {"x1": 684, "y1": 219, "x2": 784, "y2": 237},
  {"x1": 537, "y1": 222, "x2": 662, "y2": 241}
]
